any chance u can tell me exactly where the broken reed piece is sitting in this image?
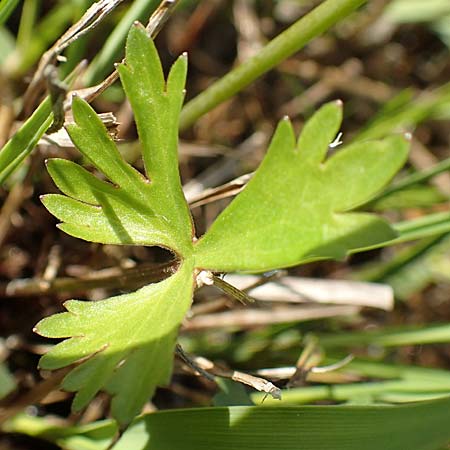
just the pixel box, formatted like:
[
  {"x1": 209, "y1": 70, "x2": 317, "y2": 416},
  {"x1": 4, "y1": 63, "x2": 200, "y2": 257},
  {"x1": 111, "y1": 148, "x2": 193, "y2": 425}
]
[
  {"x1": 22, "y1": 0, "x2": 128, "y2": 114},
  {"x1": 175, "y1": 344, "x2": 281, "y2": 400},
  {"x1": 224, "y1": 274, "x2": 394, "y2": 311}
]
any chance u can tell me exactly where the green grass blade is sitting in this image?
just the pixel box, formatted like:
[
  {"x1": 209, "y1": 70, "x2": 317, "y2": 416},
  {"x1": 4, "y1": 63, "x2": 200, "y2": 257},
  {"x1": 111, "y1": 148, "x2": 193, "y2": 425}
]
[
  {"x1": 350, "y1": 212, "x2": 450, "y2": 252},
  {"x1": 15, "y1": 0, "x2": 38, "y2": 53},
  {"x1": 0, "y1": 97, "x2": 52, "y2": 184},
  {"x1": 371, "y1": 155, "x2": 450, "y2": 203},
  {"x1": 318, "y1": 323, "x2": 450, "y2": 348},
  {"x1": 0, "y1": 0, "x2": 20, "y2": 26},
  {"x1": 253, "y1": 360, "x2": 450, "y2": 405},
  {"x1": 394, "y1": 211, "x2": 450, "y2": 242},
  {"x1": 354, "y1": 233, "x2": 450, "y2": 300},
  {"x1": 354, "y1": 82, "x2": 450, "y2": 141},
  {"x1": 3, "y1": 414, "x2": 117, "y2": 450},
  {"x1": 256, "y1": 381, "x2": 450, "y2": 406},
  {"x1": 179, "y1": 0, "x2": 367, "y2": 130},
  {"x1": 7, "y1": 1, "x2": 75, "y2": 77},
  {"x1": 113, "y1": 398, "x2": 450, "y2": 450}
]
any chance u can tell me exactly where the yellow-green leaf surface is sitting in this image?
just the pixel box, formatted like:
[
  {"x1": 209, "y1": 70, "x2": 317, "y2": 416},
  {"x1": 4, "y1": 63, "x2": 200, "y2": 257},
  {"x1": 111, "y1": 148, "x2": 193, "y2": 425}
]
[
  {"x1": 113, "y1": 397, "x2": 450, "y2": 450},
  {"x1": 194, "y1": 102, "x2": 410, "y2": 272},
  {"x1": 42, "y1": 24, "x2": 193, "y2": 256},
  {"x1": 6, "y1": 397, "x2": 450, "y2": 450},
  {"x1": 37, "y1": 23, "x2": 198, "y2": 428},
  {"x1": 35, "y1": 260, "x2": 194, "y2": 426}
]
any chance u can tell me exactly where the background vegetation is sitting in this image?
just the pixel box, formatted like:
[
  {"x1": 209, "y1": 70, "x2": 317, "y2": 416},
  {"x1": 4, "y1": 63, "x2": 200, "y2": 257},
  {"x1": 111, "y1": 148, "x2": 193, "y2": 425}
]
[{"x1": 0, "y1": 0, "x2": 449, "y2": 449}]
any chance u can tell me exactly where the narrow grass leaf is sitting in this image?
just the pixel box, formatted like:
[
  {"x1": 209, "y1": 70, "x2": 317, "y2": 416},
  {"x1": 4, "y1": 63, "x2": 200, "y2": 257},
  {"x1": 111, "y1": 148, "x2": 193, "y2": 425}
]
[
  {"x1": 113, "y1": 398, "x2": 450, "y2": 450},
  {"x1": 0, "y1": 98, "x2": 52, "y2": 183},
  {"x1": 0, "y1": 0, "x2": 19, "y2": 26}
]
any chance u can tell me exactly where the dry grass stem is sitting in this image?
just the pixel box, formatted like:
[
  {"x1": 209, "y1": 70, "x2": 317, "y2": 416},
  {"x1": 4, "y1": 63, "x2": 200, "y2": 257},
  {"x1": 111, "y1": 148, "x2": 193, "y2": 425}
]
[
  {"x1": 224, "y1": 274, "x2": 394, "y2": 310},
  {"x1": 176, "y1": 346, "x2": 281, "y2": 400},
  {"x1": 183, "y1": 305, "x2": 361, "y2": 330},
  {"x1": 23, "y1": 0, "x2": 127, "y2": 112}
]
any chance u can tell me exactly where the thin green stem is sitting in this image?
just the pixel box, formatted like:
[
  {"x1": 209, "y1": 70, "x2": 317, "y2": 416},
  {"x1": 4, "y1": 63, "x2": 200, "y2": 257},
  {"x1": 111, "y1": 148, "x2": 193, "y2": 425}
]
[
  {"x1": 393, "y1": 211, "x2": 450, "y2": 242},
  {"x1": 253, "y1": 379, "x2": 450, "y2": 405},
  {"x1": 351, "y1": 212, "x2": 450, "y2": 253},
  {"x1": 179, "y1": 0, "x2": 367, "y2": 131},
  {"x1": 374, "y1": 156, "x2": 450, "y2": 201},
  {"x1": 318, "y1": 323, "x2": 450, "y2": 348},
  {"x1": 16, "y1": 0, "x2": 38, "y2": 53},
  {"x1": 253, "y1": 360, "x2": 450, "y2": 404},
  {"x1": 0, "y1": 0, "x2": 20, "y2": 26}
]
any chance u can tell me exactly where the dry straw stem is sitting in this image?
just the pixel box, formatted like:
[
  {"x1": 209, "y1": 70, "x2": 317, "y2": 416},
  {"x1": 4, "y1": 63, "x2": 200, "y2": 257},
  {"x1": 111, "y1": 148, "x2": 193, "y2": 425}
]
[
  {"x1": 256, "y1": 358, "x2": 358, "y2": 383},
  {"x1": 182, "y1": 129, "x2": 268, "y2": 202},
  {"x1": 183, "y1": 305, "x2": 361, "y2": 331},
  {"x1": 176, "y1": 346, "x2": 281, "y2": 400},
  {"x1": 0, "y1": 260, "x2": 178, "y2": 297},
  {"x1": 23, "y1": 0, "x2": 127, "y2": 113},
  {"x1": 224, "y1": 274, "x2": 394, "y2": 310}
]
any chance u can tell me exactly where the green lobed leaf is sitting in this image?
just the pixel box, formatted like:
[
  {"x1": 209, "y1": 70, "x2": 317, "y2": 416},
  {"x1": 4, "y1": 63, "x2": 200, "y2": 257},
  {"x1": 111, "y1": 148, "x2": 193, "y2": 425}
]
[
  {"x1": 35, "y1": 260, "x2": 195, "y2": 426},
  {"x1": 118, "y1": 23, "x2": 192, "y2": 244},
  {"x1": 36, "y1": 24, "x2": 417, "y2": 428},
  {"x1": 42, "y1": 25, "x2": 193, "y2": 256},
  {"x1": 35, "y1": 23, "x2": 195, "y2": 428},
  {"x1": 113, "y1": 398, "x2": 450, "y2": 450},
  {"x1": 194, "y1": 102, "x2": 410, "y2": 272},
  {"x1": 83, "y1": 0, "x2": 160, "y2": 85}
]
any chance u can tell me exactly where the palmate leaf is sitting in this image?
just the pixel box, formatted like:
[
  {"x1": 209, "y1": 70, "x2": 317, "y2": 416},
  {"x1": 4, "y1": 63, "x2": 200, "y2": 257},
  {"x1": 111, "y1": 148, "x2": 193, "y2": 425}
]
[
  {"x1": 194, "y1": 102, "x2": 410, "y2": 272},
  {"x1": 35, "y1": 260, "x2": 194, "y2": 425},
  {"x1": 42, "y1": 23, "x2": 193, "y2": 256},
  {"x1": 37, "y1": 24, "x2": 412, "y2": 427}
]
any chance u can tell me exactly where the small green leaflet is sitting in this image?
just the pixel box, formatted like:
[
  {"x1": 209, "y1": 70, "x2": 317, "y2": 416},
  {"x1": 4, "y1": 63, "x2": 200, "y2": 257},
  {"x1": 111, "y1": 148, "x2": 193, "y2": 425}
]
[
  {"x1": 36, "y1": 23, "x2": 410, "y2": 425},
  {"x1": 42, "y1": 24, "x2": 194, "y2": 257},
  {"x1": 36, "y1": 261, "x2": 194, "y2": 426}
]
